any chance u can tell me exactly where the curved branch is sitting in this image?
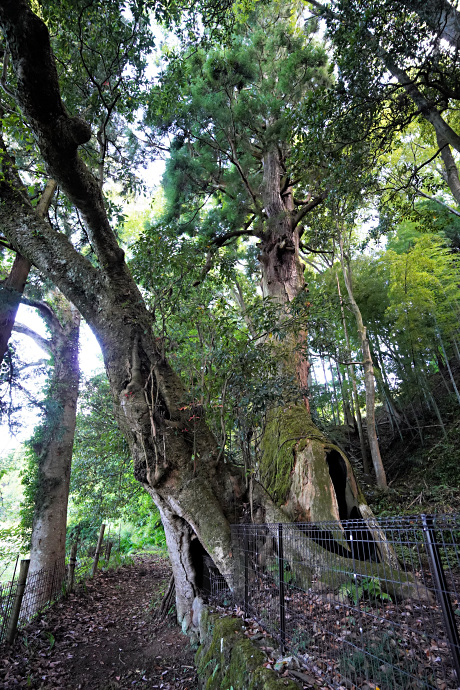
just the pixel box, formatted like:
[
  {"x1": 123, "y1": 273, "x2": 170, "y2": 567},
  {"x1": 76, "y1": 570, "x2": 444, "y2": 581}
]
[
  {"x1": 12, "y1": 322, "x2": 52, "y2": 355},
  {"x1": 20, "y1": 296, "x2": 63, "y2": 336},
  {"x1": 212, "y1": 217, "x2": 258, "y2": 247},
  {"x1": 294, "y1": 191, "x2": 328, "y2": 230}
]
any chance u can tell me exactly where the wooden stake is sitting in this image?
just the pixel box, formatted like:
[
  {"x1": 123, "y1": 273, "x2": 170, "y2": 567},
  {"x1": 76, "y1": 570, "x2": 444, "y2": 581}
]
[
  {"x1": 68, "y1": 541, "x2": 78, "y2": 591},
  {"x1": 91, "y1": 524, "x2": 106, "y2": 577},
  {"x1": 105, "y1": 541, "x2": 113, "y2": 564},
  {"x1": 6, "y1": 559, "x2": 30, "y2": 644}
]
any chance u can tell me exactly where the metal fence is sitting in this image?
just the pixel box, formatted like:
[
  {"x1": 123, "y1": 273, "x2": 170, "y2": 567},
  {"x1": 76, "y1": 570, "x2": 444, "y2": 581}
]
[
  {"x1": 0, "y1": 527, "x2": 116, "y2": 644},
  {"x1": 229, "y1": 514, "x2": 460, "y2": 690}
]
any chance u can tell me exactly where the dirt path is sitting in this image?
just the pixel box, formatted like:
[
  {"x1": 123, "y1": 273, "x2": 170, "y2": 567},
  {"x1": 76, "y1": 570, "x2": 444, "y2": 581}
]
[{"x1": 0, "y1": 554, "x2": 198, "y2": 689}]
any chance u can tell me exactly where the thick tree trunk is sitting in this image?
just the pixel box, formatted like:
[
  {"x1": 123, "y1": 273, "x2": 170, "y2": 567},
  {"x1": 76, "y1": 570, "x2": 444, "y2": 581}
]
[{"x1": 256, "y1": 148, "x2": 372, "y2": 519}]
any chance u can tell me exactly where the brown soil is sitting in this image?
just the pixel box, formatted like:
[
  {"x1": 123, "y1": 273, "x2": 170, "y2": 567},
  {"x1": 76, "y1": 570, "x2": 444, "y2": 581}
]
[{"x1": 0, "y1": 554, "x2": 198, "y2": 689}]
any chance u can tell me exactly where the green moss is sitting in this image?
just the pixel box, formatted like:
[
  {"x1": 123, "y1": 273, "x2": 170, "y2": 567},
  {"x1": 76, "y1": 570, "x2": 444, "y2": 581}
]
[
  {"x1": 196, "y1": 612, "x2": 300, "y2": 689},
  {"x1": 252, "y1": 668, "x2": 299, "y2": 690},
  {"x1": 259, "y1": 405, "x2": 326, "y2": 505}
]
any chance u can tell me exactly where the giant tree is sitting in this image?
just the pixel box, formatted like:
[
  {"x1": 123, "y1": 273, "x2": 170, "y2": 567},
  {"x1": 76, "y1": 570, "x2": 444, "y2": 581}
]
[
  {"x1": 146, "y1": 2, "x2": 374, "y2": 519},
  {"x1": 0, "y1": 0, "x2": 415, "y2": 629}
]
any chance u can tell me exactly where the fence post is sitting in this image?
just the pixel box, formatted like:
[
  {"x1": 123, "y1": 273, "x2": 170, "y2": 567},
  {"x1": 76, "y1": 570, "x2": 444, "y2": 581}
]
[
  {"x1": 92, "y1": 523, "x2": 106, "y2": 577},
  {"x1": 68, "y1": 541, "x2": 78, "y2": 591},
  {"x1": 105, "y1": 540, "x2": 113, "y2": 564},
  {"x1": 6, "y1": 559, "x2": 30, "y2": 644},
  {"x1": 422, "y1": 514, "x2": 460, "y2": 682},
  {"x1": 278, "y1": 523, "x2": 286, "y2": 654},
  {"x1": 243, "y1": 527, "x2": 249, "y2": 615}
]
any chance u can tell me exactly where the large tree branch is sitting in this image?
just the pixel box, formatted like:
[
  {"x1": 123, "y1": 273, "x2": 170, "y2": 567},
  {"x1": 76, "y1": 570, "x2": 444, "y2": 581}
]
[
  {"x1": 12, "y1": 322, "x2": 51, "y2": 355},
  {"x1": 191, "y1": 219, "x2": 258, "y2": 287},
  {"x1": 414, "y1": 189, "x2": 460, "y2": 217},
  {"x1": 293, "y1": 191, "x2": 328, "y2": 230},
  {"x1": 399, "y1": 0, "x2": 460, "y2": 52},
  {"x1": 212, "y1": 218, "x2": 259, "y2": 247},
  {"x1": 0, "y1": 179, "x2": 57, "y2": 365},
  {"x1": 380, "y1": 52, "x2": 460, "y2": 154},
  {"x1": 0, "y1": 0, "x2": 125, "y2": 275},
  {"x1": 20, "y1": 296, "x2": 63, "y2": 337},
  {"x1": 0, "y1": 137, "x2": 104, "y2": 324}
]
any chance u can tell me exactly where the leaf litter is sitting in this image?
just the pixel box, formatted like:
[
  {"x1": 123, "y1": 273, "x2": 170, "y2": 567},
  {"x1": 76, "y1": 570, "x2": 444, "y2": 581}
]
[{"x1": 0, "y1": 554, "x2": 198, "y2": 689}]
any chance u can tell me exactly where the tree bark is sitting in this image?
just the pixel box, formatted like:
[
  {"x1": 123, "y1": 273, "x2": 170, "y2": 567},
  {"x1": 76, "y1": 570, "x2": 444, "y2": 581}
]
[
  {"x1": 17, "y1": 300, "x2": 80, "y2": 581},
  {"x1": 255, "y1": 146, "x2": 371, "y2": 519},
  {"x1": 399, "y1": 0, "x2": 460, "y2": 52}
]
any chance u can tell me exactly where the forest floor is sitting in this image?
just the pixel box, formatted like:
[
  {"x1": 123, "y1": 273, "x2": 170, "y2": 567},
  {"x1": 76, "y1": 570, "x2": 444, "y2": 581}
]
[{"x1": 0, "y1": 554, "x2": 198, "y2": 690}]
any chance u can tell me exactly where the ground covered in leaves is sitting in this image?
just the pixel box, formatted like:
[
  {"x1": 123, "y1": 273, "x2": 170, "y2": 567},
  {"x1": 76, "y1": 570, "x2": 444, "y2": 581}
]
[{"x1": 0, "y1": 554, "x2": 198, "y2": 689}]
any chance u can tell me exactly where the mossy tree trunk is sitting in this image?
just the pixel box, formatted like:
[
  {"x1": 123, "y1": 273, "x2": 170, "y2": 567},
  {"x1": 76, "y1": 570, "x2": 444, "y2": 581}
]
[{"x1": 256, "y1": 146, "x2": 371, "y2": 521}]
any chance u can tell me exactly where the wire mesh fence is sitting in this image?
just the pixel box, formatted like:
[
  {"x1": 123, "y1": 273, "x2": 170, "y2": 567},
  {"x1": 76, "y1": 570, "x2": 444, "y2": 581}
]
[
  {"x1": 0, "y1": 526, "x2": 117, "y2": 644},
  {"x1": 229, "y1": 514, "x2": 460, "y2": 690}
]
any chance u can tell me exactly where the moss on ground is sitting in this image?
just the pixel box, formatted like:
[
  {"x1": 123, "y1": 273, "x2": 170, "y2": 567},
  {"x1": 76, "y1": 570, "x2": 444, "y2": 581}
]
[{"x1": 196, "y1": 611, "x2": 300, "y2": 689}]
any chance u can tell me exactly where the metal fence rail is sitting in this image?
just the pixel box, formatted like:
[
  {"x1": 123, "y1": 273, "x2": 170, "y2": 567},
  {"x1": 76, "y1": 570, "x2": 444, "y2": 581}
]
[{"x1": 230, "y1": 514, "x2": 460, "y2": 690}]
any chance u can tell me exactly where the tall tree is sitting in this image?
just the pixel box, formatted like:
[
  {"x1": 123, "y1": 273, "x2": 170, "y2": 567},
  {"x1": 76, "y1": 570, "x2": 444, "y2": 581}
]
[
  {"x1": 148, "y1": 2, "x2": 373, "y2": 520},
  {"x1": 18, "y1": 295, "x2": 80, "y2": 580}
]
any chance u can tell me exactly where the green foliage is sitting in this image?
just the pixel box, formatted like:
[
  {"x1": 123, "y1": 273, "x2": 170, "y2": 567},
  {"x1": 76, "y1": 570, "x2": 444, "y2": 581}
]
[
  {"x1": 338, "y1": 576, "x2": 392, "y2": 605},
  {"x1": 68, "y1": 373, "x2": 166, "y2": 553},
  {"x1": 69, "y1": 373, "x2": 138, "y2": 524}
]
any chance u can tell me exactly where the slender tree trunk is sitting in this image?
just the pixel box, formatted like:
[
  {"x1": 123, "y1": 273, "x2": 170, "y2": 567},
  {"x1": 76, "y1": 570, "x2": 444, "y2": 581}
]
[
  {"x1": 338, "y1": 233, "x2": 387, "y2": 489},
  {"x1": 336, "y1": 362, "x2": 354, "y2": 428},
  {"x1": 329, "y1": 357, "x2": 342, "y2": 423},
  {"x1": 321, "y1": 356, "x2": 337, "y2": 423},
  {"x1": 369, "y1": 338, "x2": 404, "y2": 442},
  {"x1": 437, "y1": 329, "x2": 460, "y2": 406},
  {"x1": 335, "y1": 272, "x2": 371, "y2": 474}
]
